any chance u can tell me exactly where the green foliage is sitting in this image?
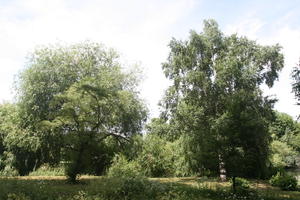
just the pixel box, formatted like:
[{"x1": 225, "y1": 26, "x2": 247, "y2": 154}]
[
  {"x1": 107, "y1": 154, "x2": 144, "y2": 178},
  {"x1": 0, "y1": 166, "x2": 19, "y2": 177},
  {"x1": 167, "y1": 136, "x2": 196, "y2": 177},
  {"x1": 28, "y1": 164, "x2": 65, "y2": 176},
  {"x1": 52, "y1": 74, "x2": 146, "y2": 182},
  {"x1": 146, "y1": 118, "x2": 180, "y2": 141},
  {"x1": 270, "y1": 172, "x2": 298, "y2": 191},
  {"x1": 0, "y1": 151, "x2": 19, "y2": 176},
  {"x1": 120, "y1": 134, "x2": 194, "y2": 177},
  {"x1": 137, "y1": 135, "x2": 175, "y2": 177},
  {"x1": 269, "y1": 112, "x2": 300, "y2": 168},
  {"x1": 161, "y1": 19, "x2": 284, "y2": 178},
  {"x1": 15, "y1": 42, "x2": 147, "y2": 179},
  {"x1": 0, "y1": 103, "x2": 41, "y2": 176},
  {"x1": 7, "y1": 193, "x2": 31, "y2": 200},
  {"x1": 270, "y1": 112, "x2": 300, "y2": 139},
  {"x1": 15, "y1": 42, "x2": 147, "y2": 181},
  {"x1": 292, "y1": 60, "x2": 300, "y2": 105},
  {"x1": 270, "y1": 140, "x2": 298, "y2": 168},
  {"x1": 104, "y1": 177, "x2": 167, "y2": 200},
  {"x1": 231, "y1": 177, "x2": 250, "y2": 189},
  {"x1": 121, "y1": 134, "x2": 144, "y2": 160},
  {"x1": 1, "y1": 177, "x2": 300, "y2": 200},
  {"x1": 58, "y1": 191, "x2": 101, "y2": 200},
  {"x1": 145, "y1": 119, "x2": 194, "y2": 177}
]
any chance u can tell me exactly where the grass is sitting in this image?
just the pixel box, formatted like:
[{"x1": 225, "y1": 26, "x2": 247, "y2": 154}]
[{"x1": 0, "y1": 176, "x2": 300, "y2": 200}]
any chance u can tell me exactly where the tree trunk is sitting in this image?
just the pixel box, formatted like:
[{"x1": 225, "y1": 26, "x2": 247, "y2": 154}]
[
  {"x1": 67, "y1": 143, "x2": 84, "y2": 183},
  {"x1": 219, "y1": 154, "x2": 226, "y2": 181},
  {"x1": 232, "y1": 176, "x2": 236, "y2": 193}
]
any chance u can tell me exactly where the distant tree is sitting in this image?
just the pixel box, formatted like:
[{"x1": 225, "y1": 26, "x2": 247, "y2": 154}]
[
  {"x1": 292, "y1": 59, "x2": 300, "y2": 106},
  {"x1": 270, "y1": 112, "x2": 300, "y2": 139},
  {"x1": 270, "y1": 140, "x2": 297, "y2": 168},
  {"x1": 146, "y1": 118, "x2": 180, "y2": 141},
  {"x1": 161, "y1": 19, "x2": 284, "y2": 184},
  {"x1": 0, "y1": 103, "x2": 40, "y2": 175},
  {"x1": 269, "y1": 112, "x2": 300, "y2": 168}
]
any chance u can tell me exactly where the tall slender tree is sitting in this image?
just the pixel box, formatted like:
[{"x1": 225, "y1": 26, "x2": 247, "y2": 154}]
[{"x1": 161, "y1": 20, "x2": 284, "y2": 181}]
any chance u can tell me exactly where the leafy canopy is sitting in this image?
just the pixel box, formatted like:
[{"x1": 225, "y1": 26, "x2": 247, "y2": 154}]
[
  {"x1": 16, "y1": 42, "x2": 147, "y2": 180},
  {"x1": 161, "y1": 19, "x2": 284, "y2": 178}
]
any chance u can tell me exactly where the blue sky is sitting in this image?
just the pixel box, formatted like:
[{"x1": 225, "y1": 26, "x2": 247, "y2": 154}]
[{"x1": 0, "y1": 0, "x2": 300, "y2": 118}]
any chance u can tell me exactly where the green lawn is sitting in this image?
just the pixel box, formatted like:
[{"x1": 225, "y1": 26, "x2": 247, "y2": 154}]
[{"x1": 0, "y1": 176, "x2": 299, "y2": 200}]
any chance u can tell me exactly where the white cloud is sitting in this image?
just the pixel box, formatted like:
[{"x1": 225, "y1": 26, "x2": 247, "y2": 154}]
[
  {"x1": 225, "y1": 16, "x2": 300, "y2": 119},
  {"x1": 225, "y1": 18, "x2": 265, "y2": 40},
  {"x1": 0, "y1": 0, "x2": 196, "y2": 117},
  {"x1": 262, "y1": 27, "x2": 300, "y2": 119},
  {"x1": 3, "y1": 0, "x2": 299, "y2": 120}
]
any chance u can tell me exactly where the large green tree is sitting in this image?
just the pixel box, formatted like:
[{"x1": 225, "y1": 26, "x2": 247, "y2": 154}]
[
  {"x1": 44, "y1": 73, "x2": 146, "y2": 182},
  {"x1": 17, "y1": 42, "x2": 122, "y2": 167},
  {"x1": 16, "y1": 42, "x2": 147, "y2": 179},
  {"x1": 161, "y1": 20, "x2": 284, "y2": 180}
]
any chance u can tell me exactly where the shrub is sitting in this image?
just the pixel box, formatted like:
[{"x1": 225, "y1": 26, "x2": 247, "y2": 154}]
[
  {"x1": 137, "y1": 135, "x2": 175, "y2": 177},
  {"x1": 29, "y1": 164, "x2": 64, "y2": 176},
  {"x1": 107, "y1": 154, "x2": 144, "y2": 178},
  {"x1": 232, "y1": 177, "x2": 250, "y2": 189},
  {"x1": 230, "y1": 177, "x2": 253, "y2": 197},
  {"x1": 98, "y1": 177, "x2": 168, "y2": 200},
  {"x1": 270, "y1": 172, "x2": 298, "y2": 191},
  {"x1": 0, "y1": 165, "x2": 19, "y2": 176}
]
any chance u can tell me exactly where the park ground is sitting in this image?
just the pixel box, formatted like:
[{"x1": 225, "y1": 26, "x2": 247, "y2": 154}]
[{"x1": 1, "y1": 176, "x2": 300, "y2": 200}]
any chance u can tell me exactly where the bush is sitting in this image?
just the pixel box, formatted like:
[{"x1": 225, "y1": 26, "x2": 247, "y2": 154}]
[
  {"x1": 29, "y1": 164, "x2": 64, "y2": 176},
  {"x1": 0, "y1": 165, "x2": 19, "y2": 176},
  {"x1": 107, "y1": 154, "x2": 144, "y2": 178},
  {"x1": 270, "y1": 172, "x2": 298, "y2": 191},
  {"x1": 137, "y1": 135, "x2": 175, "y2": 177},
  {"x1": 98, "y1": 177, "x2": 168, "y2": 200},
  {"x1": 232, "y1": 177, "x2": 250, "y2": 189}
]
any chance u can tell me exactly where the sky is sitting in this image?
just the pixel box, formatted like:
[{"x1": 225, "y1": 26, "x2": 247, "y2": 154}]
[{"x1": 0, "y1": 0, "x2": 300, "y2": 119}]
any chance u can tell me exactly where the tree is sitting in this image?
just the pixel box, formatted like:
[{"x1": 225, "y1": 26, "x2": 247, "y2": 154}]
[
  {"x1": 16, "y1": 42, "x2": 147, "y2": 179},
  {"x1": 0, "y1": 103, "x2": 40, "y2": 175},
  {"x1": 161, "y1": 19, "x2": 284, "y2": 183},
  {"x1": 17, "y1": 42, "x2": 123, "y2": 167},
  {"x1": 44, "y1": 74, "x2": 146, "y2": 181},
  {"x1": 270, "y1": 112, "x2": 300, "y2": 139},
  {"x1": 270, "y1": 140, "x2": 297, "y2": 168},
  {"x1": 292, "y1": 59, "x2": 300, "y2": 106},
  {"x1": 269, "y1": 112, "x2": 300, "y2": 168}
]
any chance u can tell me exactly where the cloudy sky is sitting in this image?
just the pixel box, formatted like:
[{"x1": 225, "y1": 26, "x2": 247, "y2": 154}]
[{"x1": 1, "y1": 0, "x2": 300, "y2": 118}]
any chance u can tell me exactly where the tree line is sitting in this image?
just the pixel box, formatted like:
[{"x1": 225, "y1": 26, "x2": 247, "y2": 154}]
[{"x1": 0, "y1": 19, "x2": 300, "y2": 183}]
